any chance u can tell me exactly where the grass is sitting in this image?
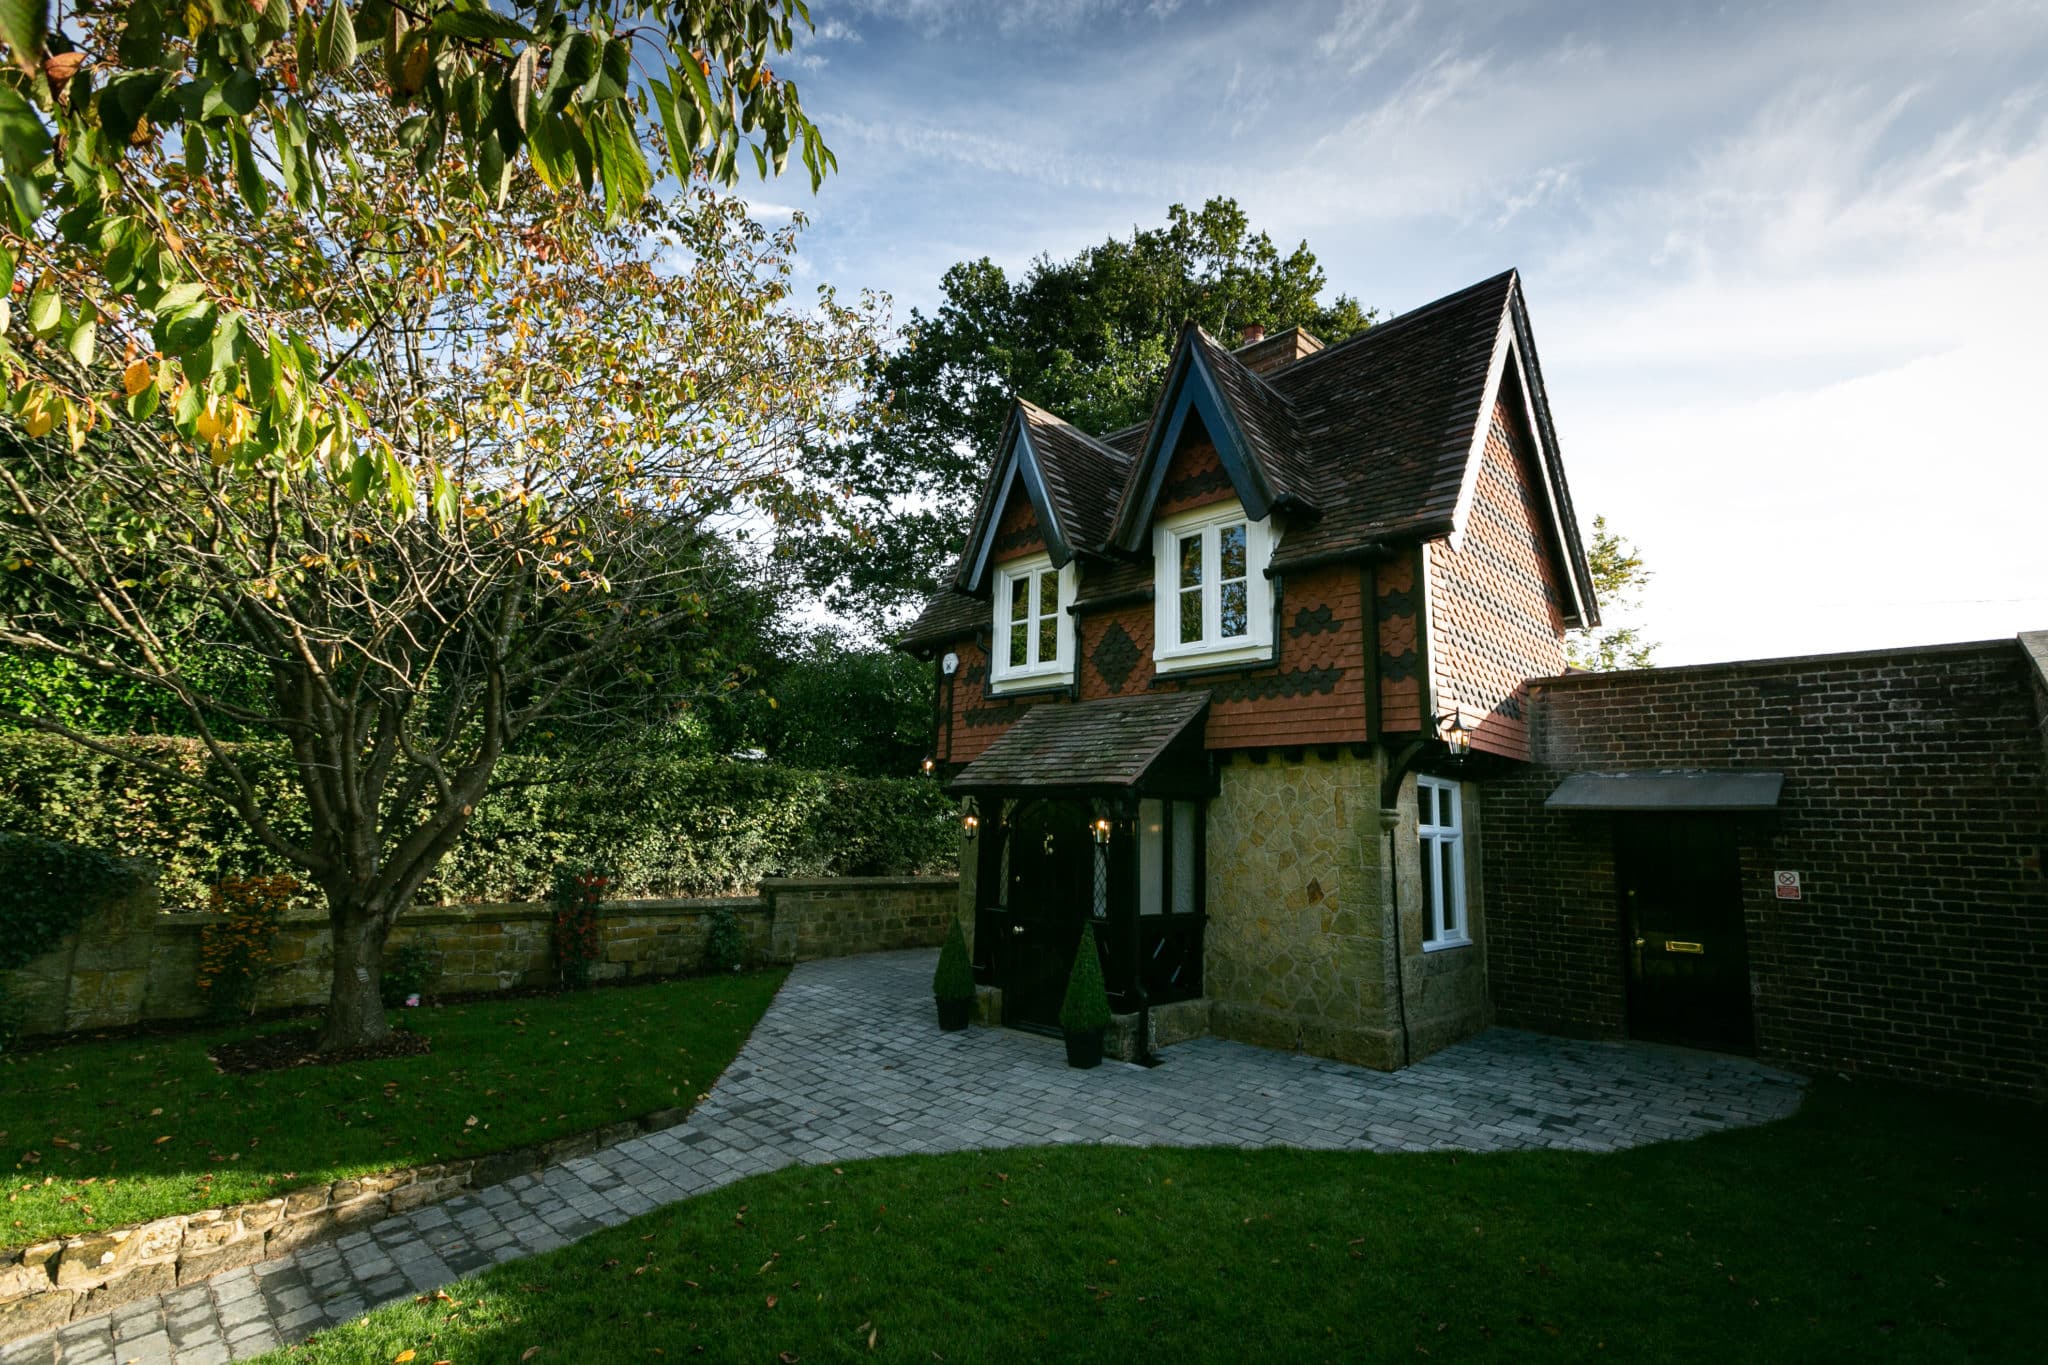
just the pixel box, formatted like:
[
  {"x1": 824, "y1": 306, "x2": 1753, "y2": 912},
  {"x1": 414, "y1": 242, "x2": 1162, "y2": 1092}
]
[
  {"x1": 0, "y1": 970, "x2": 786, "y2": 1245},
  {"x1": 265, "y1": 1079, "x2": 2039, "y2": 1365}
]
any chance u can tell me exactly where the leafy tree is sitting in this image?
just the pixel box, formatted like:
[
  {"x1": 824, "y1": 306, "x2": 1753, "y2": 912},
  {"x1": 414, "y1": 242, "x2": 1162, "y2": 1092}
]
[
  {"x1": 0, "y1": 23, "x2": 876, "y2": 1050},
  {"x1": 791, "y1": 197, "x2": 1376, "y2": 628},
  {"x1": 1566, "y1": 515, "x2": 1658, "y2": 671},
  {"x1": 754, "y1": 630, "x2": 932, "y2": 776}
]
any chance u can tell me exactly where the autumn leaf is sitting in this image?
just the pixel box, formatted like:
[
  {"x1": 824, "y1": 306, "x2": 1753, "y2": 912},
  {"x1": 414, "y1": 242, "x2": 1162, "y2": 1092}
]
[
  {"x1": 394, "y1": 1351, "x2": 416, "y2": 1364},
  {"x1": 123, "y1": 360, "x2": 153, "y2": 396}
]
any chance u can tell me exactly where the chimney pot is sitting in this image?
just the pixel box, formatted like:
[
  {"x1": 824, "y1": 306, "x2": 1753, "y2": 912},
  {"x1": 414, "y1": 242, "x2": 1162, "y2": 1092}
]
[{"x1": 1240, "y1": 323, "x2": 1267, "y2": 345}]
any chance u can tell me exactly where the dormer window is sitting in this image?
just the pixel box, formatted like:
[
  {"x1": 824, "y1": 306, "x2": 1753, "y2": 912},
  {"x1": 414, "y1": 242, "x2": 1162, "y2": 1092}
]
[
  {"x1": 1152, "y1": 501, "x2": 1274, "y2": 671},
  {"x1": 990, "y1": 554, "x2": 1075, "y2": 691}
]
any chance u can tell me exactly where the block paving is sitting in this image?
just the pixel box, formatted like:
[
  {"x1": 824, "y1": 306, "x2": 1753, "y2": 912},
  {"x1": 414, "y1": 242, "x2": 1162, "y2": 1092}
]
[{"x1": 4, "y1": 949, "x2": 1803, "y2": 1364}]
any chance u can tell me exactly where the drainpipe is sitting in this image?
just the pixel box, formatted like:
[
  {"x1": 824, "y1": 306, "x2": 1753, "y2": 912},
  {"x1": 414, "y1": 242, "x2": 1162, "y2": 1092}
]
[{"x1": 1382, "y1": 808, "x2": 1413, "y2": 1069}]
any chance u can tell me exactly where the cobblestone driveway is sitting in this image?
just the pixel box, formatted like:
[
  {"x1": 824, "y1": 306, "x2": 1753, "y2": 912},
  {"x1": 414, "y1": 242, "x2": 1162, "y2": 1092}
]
[{"x1": 5, "y1": 949, "x2": 1803, "y2": 1364}]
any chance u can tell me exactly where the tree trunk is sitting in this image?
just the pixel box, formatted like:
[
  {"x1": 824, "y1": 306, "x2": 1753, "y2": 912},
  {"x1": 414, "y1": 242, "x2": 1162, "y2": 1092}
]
[{"x1": 318, "y1": 898, "x2": 393, "y2": 1050}]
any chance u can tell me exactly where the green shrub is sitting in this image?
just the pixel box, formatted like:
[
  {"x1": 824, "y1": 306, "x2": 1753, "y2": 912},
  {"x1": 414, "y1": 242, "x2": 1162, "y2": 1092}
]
[
  {"x1": 195, "y1": 875, "x2": 298, "y2": 1021},
  {"x1": 381, "y1": 941, "x2": 439, "y2": 1006},
  {"x1": 1059, "y1": 924, "x2": 1112, "y2": 1034},
  {"x1": 933, "y1": 917, "x2": 975, "y2": 1001},
  {"x1": 0, "y1": 733, "x2": 958, "y2": 913},
  {"x1": 701, "y1": 909, "x2": 746, "y2": 974}
]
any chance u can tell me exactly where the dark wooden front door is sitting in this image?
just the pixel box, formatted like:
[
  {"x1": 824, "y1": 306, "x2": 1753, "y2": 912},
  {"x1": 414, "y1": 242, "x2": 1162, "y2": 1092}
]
[
  {"x1": 997, "y1": 799, "x2": 1090, "y2": 1033},
  {"x1": 1616, "y1": 816, "x2": 1754, "y2": 1052}
]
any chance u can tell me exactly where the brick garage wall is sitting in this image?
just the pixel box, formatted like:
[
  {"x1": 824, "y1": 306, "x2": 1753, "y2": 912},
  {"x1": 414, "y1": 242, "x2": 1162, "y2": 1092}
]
[
  {"x1": 3, "y1": 877, "x2": 958, "y2": 1037},
  {"x1": 1485, "y1": 639, "x2": 2048, "y2": 1100}
]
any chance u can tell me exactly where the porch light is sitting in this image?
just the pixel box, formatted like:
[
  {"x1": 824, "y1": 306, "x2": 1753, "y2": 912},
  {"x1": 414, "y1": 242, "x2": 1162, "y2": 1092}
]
[
  {"x1": 920, "y1": 755, "x2": 936, "y2": 777},
  {"x1": 1437, "y1": 709, "x2": 1470, "y2": 760},
  {"x1": 1092, "y1": 817, "x2": 1113, "y2": 846},
  {"x1": 961, "y1": 797, "x2": 980, "y2": 840}
]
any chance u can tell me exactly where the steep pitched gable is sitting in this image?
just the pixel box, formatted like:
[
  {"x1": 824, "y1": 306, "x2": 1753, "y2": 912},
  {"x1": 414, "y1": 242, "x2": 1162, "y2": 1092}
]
[
  {"x1": 954, "y1": 399, "x2": 1131, "y2": 594},
  {"x1": 1108, "y1": 324, "x2": 1313, "y2": 553}
]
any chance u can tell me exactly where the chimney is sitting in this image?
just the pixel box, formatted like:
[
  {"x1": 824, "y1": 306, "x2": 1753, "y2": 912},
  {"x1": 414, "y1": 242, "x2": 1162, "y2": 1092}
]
[{"x1": 1239, "y1": 323, "x2": 1267, "y2": 345}]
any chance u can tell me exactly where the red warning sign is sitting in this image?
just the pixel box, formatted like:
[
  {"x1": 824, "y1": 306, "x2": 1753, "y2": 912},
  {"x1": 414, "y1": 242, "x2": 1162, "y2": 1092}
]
[{"x1": 1774, "y1": 870, "x2": 1802, "y2": 901}]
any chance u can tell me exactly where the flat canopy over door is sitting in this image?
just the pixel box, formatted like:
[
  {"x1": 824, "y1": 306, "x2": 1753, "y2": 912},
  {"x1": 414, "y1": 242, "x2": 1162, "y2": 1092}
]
[{"x1": 1547, "y1": 770, "x2": 1784, "y2": 812}]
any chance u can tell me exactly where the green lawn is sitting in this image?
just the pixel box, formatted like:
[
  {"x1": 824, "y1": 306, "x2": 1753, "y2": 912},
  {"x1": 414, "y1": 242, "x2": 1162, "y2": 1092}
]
[
  {"x1": 268, "y1": 1079, "x2": 2038, "y2": 1364},
  {"x1": 0, "y1": 970, "x2": 785, "y2": 1244}
]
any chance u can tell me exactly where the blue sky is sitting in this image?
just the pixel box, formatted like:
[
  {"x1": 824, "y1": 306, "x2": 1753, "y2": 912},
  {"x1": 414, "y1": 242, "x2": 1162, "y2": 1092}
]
[{"x1": 759, "y1": 0, "x2": 2048, "y2": 665}]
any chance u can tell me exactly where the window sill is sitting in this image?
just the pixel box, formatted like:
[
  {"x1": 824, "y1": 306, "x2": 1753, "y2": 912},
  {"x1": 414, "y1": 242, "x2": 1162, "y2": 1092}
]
[
  {"x1": 987, "y1": 673, "x2": 1074, "y2": 698},
  {"x1": 1152, "y1": 643, "x2": 1273, "y2": 675},
  {"x1": 1421, "y1": 936, "x2": 1472, "y2": 954}
]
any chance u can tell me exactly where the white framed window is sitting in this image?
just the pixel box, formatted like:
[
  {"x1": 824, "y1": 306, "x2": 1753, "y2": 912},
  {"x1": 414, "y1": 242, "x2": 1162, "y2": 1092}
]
[
  {"x1": 1417, "y1": 776, "x2": 1469, "y2": 950},
  {"x1": 1151, "y1": 501, "x2": 1274, "y2": 671},
  {"x1": 989, "y1": 554, "x2": 1075, "y2": 692},
  {"x1": 1138, "y1": 798, "x2": 1203, "y2": 917}
]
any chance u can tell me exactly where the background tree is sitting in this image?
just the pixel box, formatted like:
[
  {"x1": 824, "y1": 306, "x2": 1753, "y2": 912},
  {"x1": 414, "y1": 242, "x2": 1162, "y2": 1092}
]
[
  {"x1": 791, "y1": 197, "x2": 1376, "y2": 629},
  {"x1": 1566, "y1": 515, "x2": 1658, "y2": 670},
  {"x1": 1, "y1": 27, "x2": 876, "y2": 1049}
]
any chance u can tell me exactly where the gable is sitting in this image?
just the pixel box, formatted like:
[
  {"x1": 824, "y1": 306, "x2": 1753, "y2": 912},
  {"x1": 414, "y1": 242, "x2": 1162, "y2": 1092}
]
[{"x1": 990, "y1": 474, "x2": 1048, "y2": 564}]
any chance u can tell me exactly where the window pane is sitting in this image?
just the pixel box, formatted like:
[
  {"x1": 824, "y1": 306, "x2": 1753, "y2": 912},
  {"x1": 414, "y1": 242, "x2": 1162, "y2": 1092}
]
[
  {"x1": 1037, "y1": 613, "x2": 1058, "y2": 664},
  {"x1": 1009, "y1": 575, "x2": 1029, "y2": 623},
  {"x1": 1172, "y1": 801, "x2": 1198, "y2": 916},
  {"x1": 1178, "y1": 533, "x2": 1203, "y2": 589},
  {"x1": 1008, "y1": 622, "x2": 1027, "y2": 670},
  {"x1": 1440, "y1": 839, "x2": 1459, "y2": 936},
  {"x1": 1440, "y1": 784, "x2": 1460, "y2": 832},
  {"x1": 1036, "y1": 570, "x2": 1058, "y2": 618},
  {"x1": 1179, "y1": 587, "x2": 1203, "y2": 644},
  {"x1": 1417, "y1": 784, "x2": 1435, "y2": 828},
  {"x1": 1219, "y1": 580, "x2": 1248, "y2": 638},
  {"x1": 1219, "y1": 523, "x2": 1247, "y2": 580},
  {"x1": 1419, "y1": 833, "x2": 1438, "y2": 942},
  {"x1": 1138, "y1": 800, "x2": 1164, "y2": 915}
]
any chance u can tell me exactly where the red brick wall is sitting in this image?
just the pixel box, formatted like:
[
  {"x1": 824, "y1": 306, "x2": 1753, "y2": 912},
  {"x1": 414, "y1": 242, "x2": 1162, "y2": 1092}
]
[
  {"x1": 1484, "y1": 640, "x2": 2048, "y2": 1100},
  {"x1": 1426, "y1": 402, "x2": 1567, "y2": 761}
]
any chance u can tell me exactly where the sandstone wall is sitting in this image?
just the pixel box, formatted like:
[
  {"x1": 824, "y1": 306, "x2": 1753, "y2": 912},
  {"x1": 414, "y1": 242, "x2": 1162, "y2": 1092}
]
[{"x1": 3, "y1": 877, "x2": 958, "y2": 1038}]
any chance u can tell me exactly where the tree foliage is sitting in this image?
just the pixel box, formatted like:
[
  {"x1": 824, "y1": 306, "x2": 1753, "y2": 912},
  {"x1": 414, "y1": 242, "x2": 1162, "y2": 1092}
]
[
  {"x1": 1566, "y1": 515, "x2": 1658, "y2": 671},
  {"x1": 791, "y1": 197, "x2": 1376, "y2": 628},
  {"x1": 0, "y1": 6, "x2": 874, "y2": 1050}
]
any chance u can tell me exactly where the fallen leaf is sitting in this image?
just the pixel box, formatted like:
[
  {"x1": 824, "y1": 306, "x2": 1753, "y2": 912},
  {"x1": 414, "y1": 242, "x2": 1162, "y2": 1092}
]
[
  {"x1": 395, "y1": 1352, "x2": 416, "y2": 1363},
  {"x1": 522, "y1": 1350, "x2": 541, "y2": 1362},
  {"x1": 766, "y1": 1295, "x2": 778, "y2": 1309}
]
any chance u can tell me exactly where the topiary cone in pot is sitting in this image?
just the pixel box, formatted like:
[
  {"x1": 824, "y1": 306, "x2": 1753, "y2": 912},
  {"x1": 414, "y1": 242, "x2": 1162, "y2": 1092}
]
[
  {"x1": 1059, "y1": 923, "x2": 1112, "y2": 1068},
  {"x1": 933, "y1": 917, "x2": 976, "y2": 1031}
]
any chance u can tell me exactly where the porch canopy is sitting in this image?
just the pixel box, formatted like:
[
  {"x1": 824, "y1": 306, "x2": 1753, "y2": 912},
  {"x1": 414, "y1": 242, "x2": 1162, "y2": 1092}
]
[
  {"x1": 949, "y1": 690, "x2": 1214, "y2": 798},
  {"x1": 1545, "y1": 769, "x2": 1785, "y2": 812}
]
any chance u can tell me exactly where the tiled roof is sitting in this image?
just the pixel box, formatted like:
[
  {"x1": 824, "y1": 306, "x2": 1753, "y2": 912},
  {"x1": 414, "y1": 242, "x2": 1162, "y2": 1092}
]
[
  {"x1": 1264, "y1": 271, "x2": 1516, "y2": 560},
  {"x1": 906, "y1": 269, "x2": 1584, "y2": 645},
  {"x1": 1018, "y1": 399, "x2": 1131, "y2": 553},
  {"x1": 899, "y1": 586, "x2": 984, "y2": 653},
  {"x1": 948, "y1": 691, "x2": 1210, "y2": 790}
]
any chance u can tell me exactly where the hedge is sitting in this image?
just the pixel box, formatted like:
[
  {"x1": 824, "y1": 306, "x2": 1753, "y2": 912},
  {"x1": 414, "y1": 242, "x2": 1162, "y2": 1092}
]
[{"x1": 0, "y1": 733, "x2": 958, "y2": 913}]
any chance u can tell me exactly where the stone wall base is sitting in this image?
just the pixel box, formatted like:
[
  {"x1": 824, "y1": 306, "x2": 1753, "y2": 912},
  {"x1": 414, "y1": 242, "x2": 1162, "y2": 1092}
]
[
  {"x1": 1103, "y1": 999, "x2": 1212, "y2": 1062},
  {"x1": 1211, "y1": 1000, "x2": 1406, "y2": 1070},
  {"x1": 0, "y1": 1107, "x2": 695, "y2": 1346}
]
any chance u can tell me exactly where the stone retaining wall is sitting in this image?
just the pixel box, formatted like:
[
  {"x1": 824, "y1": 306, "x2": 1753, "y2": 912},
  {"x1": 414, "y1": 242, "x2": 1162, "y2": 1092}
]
[
  {"x1": 3, "y1": 877, "x2": 958, "y2": 1038},
  {"x1": 0, "y1": 1107, "x2": 690, "y2": 1341}
]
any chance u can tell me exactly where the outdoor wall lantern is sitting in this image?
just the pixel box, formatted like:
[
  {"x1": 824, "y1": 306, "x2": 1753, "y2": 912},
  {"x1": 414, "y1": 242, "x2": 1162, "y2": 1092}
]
[
  {"x1": 920, "y1": 755, "x2": 936, "y2": 777},
  {"x1": 1436, "y1": 709, "x2": 1471, "y2": 760},
  {"x1": 1091, "y1": 817, "x2": 1113, "y2": 846},
  {"x1": 961, "y1": 797, "x2": 980, "y2": 841}
]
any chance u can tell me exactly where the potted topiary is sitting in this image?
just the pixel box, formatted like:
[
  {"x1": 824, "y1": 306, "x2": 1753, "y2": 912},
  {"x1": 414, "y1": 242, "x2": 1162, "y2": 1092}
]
[
  {"x1": 933, "y1": 917, "x2": 976, "y2": 1031},
  {"x1": 1059, "y1": 924, "x2": 1112, "y2": 1068}
]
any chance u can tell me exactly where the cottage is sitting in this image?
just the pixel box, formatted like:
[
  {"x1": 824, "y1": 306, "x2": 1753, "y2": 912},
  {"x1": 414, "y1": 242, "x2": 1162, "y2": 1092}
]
[{"x1": 899, "y1": 270, "x2": 2048, "y2": 1096}]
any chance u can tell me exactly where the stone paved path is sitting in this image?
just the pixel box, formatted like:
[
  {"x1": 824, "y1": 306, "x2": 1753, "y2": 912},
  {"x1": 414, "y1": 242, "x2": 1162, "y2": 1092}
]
[{"x1": 4, "y1": 950, "x2": 1803, "y2": 1364}]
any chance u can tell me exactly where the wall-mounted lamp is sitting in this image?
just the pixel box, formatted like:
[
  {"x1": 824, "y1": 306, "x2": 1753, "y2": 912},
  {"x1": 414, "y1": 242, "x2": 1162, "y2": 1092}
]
[
  {"x1": 920, "y1": 755, "x2": 936, "y2": 777},
  {"x1": 961, "y1": 796, "x2": 980, "y2": 841},
  {"x1": 1435, "y1": 709, "x2": 1470, "y2": 760},
  {"x1": 1091, "y1": 817, "x2": 1113, "y2": 846}
]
